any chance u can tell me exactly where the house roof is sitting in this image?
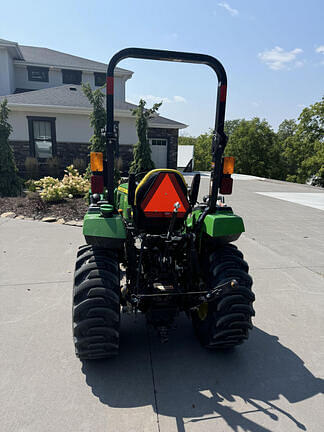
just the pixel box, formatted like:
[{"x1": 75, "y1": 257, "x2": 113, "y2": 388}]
[
  {"x1": 0, "y1": 38, "x2": 132, "y2": 75},
  {"x1": 0, "y1": 38, "x2": 24, "y2": 60},
  {"x1": 1, "y1": 85, "x2": 187, "y2": 129},
  {"x1": 0, "y1": 38, "x2": 17, "y2": 44},
  {"x1": 15, "y1": 45, "x2": 132, "y2": 75}
]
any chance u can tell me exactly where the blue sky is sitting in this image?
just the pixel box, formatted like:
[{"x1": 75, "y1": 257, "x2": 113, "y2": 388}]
[{"x1": 2, "y1": 0, "x2": 323, "y2": 136}]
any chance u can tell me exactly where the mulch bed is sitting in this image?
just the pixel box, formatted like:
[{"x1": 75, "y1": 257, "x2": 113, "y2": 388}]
[{"x1": 0, "y1": 195, "x2": 88, "y2": 221}]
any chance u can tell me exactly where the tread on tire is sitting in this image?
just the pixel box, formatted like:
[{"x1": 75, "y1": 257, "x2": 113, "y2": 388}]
[
  {"x1": 72, "y1": 245, "x2": 120, "y2": 360},
  {"x1": 192, "y1": 244, "x2": 255, "y2": 349}
]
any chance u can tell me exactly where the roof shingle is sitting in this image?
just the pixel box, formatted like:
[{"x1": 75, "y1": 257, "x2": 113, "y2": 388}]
[
  {"x1": 16, "y1": 45, "x2": 132, "y2": 75},
  {"x1": 0, "y1": 85, "x2": 186, "y2": 128}
]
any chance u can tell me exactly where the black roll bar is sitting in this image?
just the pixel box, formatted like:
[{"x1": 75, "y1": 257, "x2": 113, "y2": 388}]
[{"x1": 106, "y1": 47, "x2": 228, "y2": 210}]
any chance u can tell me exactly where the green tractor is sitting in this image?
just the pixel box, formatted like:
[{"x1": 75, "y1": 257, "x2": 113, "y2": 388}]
[{"x1": 72, "y1": 48, "x2": 255, "y2": 360}]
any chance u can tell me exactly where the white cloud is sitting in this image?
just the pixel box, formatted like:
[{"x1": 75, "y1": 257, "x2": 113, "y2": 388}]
[
  {"x1": 258, "y1": 46, "x2": 303, "y2": 70},
  {"x1": 136, "y1": 94, "x2": 186, "y2": 104},
  {"x1": 174, "y1": 95, "x2": 186, "y2": 103},
  {"x1": 315, "y1": 45, "x2": 324, "y2": 54},
  {"x1": 295, "y1": 60, "x2": 305, "y2": 68},
  {"x1": 217, "y1": 2, "x2": 238, "y2": 16}
]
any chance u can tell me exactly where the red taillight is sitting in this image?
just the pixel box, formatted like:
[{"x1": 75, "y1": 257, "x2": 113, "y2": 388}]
[
  {"x1": 91, "y1": 174, "x2": 104, "y2": 194},
  {"x1": 220, "y1": 176, "x2": 233, "y2": 194}
]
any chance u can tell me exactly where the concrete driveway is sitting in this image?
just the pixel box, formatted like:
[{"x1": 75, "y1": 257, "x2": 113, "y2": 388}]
[{"x1": 0, "y1": 175, "x2": 323, "y2": 432}]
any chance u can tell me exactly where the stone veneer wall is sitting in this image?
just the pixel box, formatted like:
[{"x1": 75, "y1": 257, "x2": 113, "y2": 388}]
[
  {"x1": 147, "y1": 127, "x2": 178, "y2": 170},
  {"x1": 10, "y1": 140, "x2": 90, "y2": 178},
  {"x1": 10, "y1": 127, "x2": 178, "y2": 177}
]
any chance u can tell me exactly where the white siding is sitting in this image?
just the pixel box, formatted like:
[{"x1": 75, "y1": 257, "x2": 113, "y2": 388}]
[
  {"x1": 8, "y1": 110, "x2": 137, "y2": 145},
  {"x1": 7, "y1": 111, "x2": 29, "y2": 140},
  {"x1": 13, "y1": 66, "x2": 125, "y2": 102},
  {"x1": 0, "y1": 48, "x2": 15, "y2": 95},
  {"x1": 15, "y1": 66, "x2": 62, "y2": 90},
  {"x1": 118, "y1": 116, "x2": 138, "y2": 145}
]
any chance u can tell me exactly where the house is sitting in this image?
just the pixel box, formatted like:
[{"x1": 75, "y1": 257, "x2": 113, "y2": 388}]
[{"x1": 0, "y1": 38, "x2": 187, "y2": 176}]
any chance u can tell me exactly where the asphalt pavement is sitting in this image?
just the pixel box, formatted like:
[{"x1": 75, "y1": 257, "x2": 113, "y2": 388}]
[{"x1": 0, "y1": 175, "x2": 323, "y2": 432}]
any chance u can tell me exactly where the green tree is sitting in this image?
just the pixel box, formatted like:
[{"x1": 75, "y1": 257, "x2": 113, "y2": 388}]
[
  {"x1": 282, "y1": 97, "x2": 324, "y2": 185},
  {"x1": 130, "y1": 99, "x2": 162, "y2": 175},
  {"x1": 277, "y1": 119, "x2": 297, "y2": 142},
  {"x1": 178, "y1": 135, "x2": 197, "y2": 147},
  {"x1": 224, "y1": 119, "x2": 243, "y2": 137},
  {"x1": 193, "y1": 132, "x2": 213, "y2": 170},
  {"x1": 179, "y1": 134, "x2": 212, "y2": 171},
  {"x1": 82, "y1": 84, "x2": 106, "y2": 153},
  {"x1": 0, "y1": 99, "x2": 21, "y2": 197},
  {"x1": 225, "y1": 117, "x2": 284, "y2": 179}
]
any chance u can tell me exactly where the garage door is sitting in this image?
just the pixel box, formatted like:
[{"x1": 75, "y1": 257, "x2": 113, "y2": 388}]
[{"x1": 150, "y1": 138, "x2": 168, "y2": 168}]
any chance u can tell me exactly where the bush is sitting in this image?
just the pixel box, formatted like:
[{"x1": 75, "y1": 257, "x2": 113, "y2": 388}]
[
  {"x1": 73, "y1": 158, "x2": 87, "y2": 174},
  {"x1": 25, "y1": 157, "x2": 39, "y2": 180},
  {"x1": 39, "y1": 182, "x2": 67, "y2": 203},
  {"x1": 0, "y1": 99, "x2": 21, "y2": 197},
  {"x1": 47, "y1": 156, "x2": 61, "y2": 178},
  {"x1": 24, "y1": 179, "x2": 37, "y2": 192},
  {"x1": 33, "y1": 165, "x2": 90, "y2": 203},
  {"x1": 61, "y1": 165, "x2": 90, "y2": 197}
]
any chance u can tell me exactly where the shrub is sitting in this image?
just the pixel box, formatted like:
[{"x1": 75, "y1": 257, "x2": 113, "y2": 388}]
[
  {"x1": 61, "y1": 165, "x2": 90, "y2": 197},
  {"x1": 47, "y1": 157, "x2": 61, "y2": 178},
  {"x1": 25, "y1": 157, "x2": 39, "y2": 179},
  {"x1": 73, "y1": 158, "x2": 87, "y2": 174},
  {"x1": 38, "y1": 182, "x2": 67, "y2": 203},
  {"x1": 24, "y1": 179, "x2": 37, "y2": 192},
  {"x1": 34, "y1": 176, "x2": 65, "y2": 203},
  {"x1": 0, "y1": 99, "x2": 21, "y2": 197},
  {"x1": 32, "y1": 165, "x2": 90, "y2": 203}
]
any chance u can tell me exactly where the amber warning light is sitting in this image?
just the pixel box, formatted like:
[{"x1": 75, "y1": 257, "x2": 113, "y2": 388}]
[
  {"x1": 223, "y1": 156, "x2": 235, "y2": 174},
  {"x1": 90, "y1": 152, "x2": 103, "y2": 172}
]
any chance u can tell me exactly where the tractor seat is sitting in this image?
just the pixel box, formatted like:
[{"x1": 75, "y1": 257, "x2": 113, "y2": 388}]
[{"x1": 134, "y1": 169, "x2": 190, "y2": 233}]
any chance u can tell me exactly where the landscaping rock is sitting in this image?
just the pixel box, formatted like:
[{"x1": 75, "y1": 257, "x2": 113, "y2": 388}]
[
  {"x1": 1, "y1": 212, "x2": 16, "y2": 218},
  {"x1": 42, "y1": 216, "x2": 57, "y2": 223},
  {"x1": 16, "y1": 215, "x2": 25, "y2": 220},
  {"x1": 56, "y1": 218, "x2": 65, "y2": 224},
  {"x1": 65, "y1": 220, "x2": 83, "y2": 227}
]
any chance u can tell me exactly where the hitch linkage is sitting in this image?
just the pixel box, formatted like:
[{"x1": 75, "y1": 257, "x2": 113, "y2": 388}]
[{"x1": 201, "y1": 279, "x2": 239, "y2": 303}]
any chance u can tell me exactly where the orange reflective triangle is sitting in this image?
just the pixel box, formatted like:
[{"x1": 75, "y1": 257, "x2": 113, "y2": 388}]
[{"x1": 142, "y1": 173, "x2": 188, "y2": 215}]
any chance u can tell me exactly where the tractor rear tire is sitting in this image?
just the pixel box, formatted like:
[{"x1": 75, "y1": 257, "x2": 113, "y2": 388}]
[
  {"x1": 192, "y1": 244, "x2": 255, "y2": 349},
  {"x1": 72, "y1": 245, "x2": 120, "y2": 360}
]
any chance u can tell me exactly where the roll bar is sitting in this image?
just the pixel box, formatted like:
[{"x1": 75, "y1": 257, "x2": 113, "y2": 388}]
[{"x1": 106, "y1": 47, "x2": 228, "y2": 210}]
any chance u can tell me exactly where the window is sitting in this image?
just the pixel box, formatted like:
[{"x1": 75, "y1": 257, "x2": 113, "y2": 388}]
[
  {"x1": 27, "y1": 66, "x2": 49, "y2": 82},
  {"x1": 27, "y1": 117, "x2": 56, "y2": 159},
  {"x1": 151, "y1": 139, "x2": 167, "y2": 146},
  {"x1": 62, "y1": 69, "x2": 82, "y2": 85},
  {"x1": 94, "y1": 72, "x2": 106, "y2": 87}
]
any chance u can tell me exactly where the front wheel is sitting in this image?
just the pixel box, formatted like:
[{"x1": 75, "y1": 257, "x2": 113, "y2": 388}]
[
  {"x1": 192, "y1": 244, "x2": 255, "y2": 349},
  {"x1": 72, "y1": 245, "x2": 120, "y2": 360}
]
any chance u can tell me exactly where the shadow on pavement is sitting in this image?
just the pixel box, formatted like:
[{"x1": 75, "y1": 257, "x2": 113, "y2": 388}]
[{"x1": 81, "y1": 315, "x2": 323, "y2": 432}]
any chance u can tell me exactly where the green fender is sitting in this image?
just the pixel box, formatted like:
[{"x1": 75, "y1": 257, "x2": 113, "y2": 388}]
[
  {"x1": 83, "y1": 211, "x2": 126, "y2": 249},
  {"x1": 186, "y1": 209, "x2": 245, "y2": 242}
]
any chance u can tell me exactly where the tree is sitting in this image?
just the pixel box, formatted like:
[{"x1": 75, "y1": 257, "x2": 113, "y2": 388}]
[
  {"x1": 281, "y1": 97, "x2": 324, "y2": 185},
  {"x1": 0, "y1": 99, "x2": 21, "y2": 197},
  {"x1": 224, "y1": 119, "x2": 243, "y2": 137},
  {"x1": 225, "y1": 117, "x2": 284, "y2": 179},
  {"x1": 178, "y1": 135, "x2": 197, "y2": 147},
  {"x1": 277, "y1": 119, "x2": 297, "y2": 143},
  {"x1": 82, "y1": 84, "x2": 106, "y2": 154},
  {"x1": 129, "y1": 99, "x2": 162, "y2": 175}
]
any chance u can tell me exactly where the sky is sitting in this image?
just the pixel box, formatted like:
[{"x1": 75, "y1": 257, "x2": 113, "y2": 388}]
[{"x1": 1, "y1": 0, "x2": 323, "y2": 136}]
